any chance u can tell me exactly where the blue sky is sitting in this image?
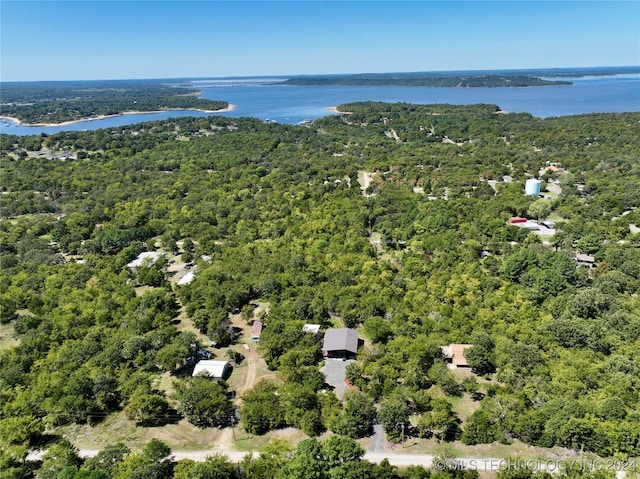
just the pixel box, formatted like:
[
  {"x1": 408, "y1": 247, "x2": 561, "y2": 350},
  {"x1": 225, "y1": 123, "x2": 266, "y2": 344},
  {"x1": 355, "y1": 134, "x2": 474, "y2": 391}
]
[{"x1": 1, "y1": 1, "x2": 639, "y2": 81}]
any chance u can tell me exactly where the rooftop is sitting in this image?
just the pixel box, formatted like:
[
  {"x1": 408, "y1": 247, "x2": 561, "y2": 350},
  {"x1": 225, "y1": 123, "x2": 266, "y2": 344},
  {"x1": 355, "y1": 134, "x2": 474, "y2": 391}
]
[
  {"x1": 178, "y1": 271, "x2": 196, "y2": 285},
  {"x1": 575, "y1": 253, "x2": 596, "y2": 263},
  {"x1": 441, "y1": 344, "x2": 473, "y2": 368},
  {"x1": 126, "y1": 251, "x2": 164, "y2": 269},
  {"x1": 323, "y1": 328, "x2": 359, "y2": 354},
  {"x1": 303, "y1": 324, "x2": 321, "y2": 334},
  {"x1": 251, "y1": 320, "x2": 263, "y2": 339},
  {"x1": 192, "y1": 360, "x2": 230, "y2": 379}
]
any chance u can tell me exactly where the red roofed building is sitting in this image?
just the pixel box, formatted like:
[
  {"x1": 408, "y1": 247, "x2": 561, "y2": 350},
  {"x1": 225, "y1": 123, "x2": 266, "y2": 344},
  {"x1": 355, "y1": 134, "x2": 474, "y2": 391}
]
[
  {"x1": 250, "y1": 320, "x2": 263, "y2": 343},
  {"x1": 441, "y1": 344, "x2": 473, "y2": 369}
]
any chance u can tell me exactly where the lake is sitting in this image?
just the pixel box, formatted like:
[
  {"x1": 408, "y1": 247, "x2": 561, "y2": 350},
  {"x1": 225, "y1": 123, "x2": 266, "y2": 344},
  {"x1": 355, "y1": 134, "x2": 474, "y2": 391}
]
[{"x1": 1, "y1": 73, "x2": 638, "y2": 136}]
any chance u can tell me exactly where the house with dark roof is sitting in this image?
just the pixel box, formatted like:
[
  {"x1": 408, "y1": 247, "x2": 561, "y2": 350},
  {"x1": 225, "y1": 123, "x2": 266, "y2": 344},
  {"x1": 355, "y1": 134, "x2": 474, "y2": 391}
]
[
  {"x1": 322, "y1": 328, "x2": 359, "y2": 359},
  {"x1": 574, "y1": 253, "x2": 596, "y2": 269}
]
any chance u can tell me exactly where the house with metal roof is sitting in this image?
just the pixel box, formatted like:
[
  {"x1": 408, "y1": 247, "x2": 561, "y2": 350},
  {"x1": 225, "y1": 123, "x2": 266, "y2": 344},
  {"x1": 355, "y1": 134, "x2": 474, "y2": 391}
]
[
  {"x1": 322, "y1": 328, "x2": 359, "y2": 359},
  {"x1": 574, "y1": 253, "x2": 596, "y2": 269},
  {"x1": 126, "y1": 251, "x2": 165, "y2": 270},
  {"x1": 177, "y1": 270, "x2": 196, "y2": 285},
  {"x1": 192, "y1": 360, "x2": 231, "y2": 380},
  {"x1": 250, "y1": 320, "x2": 263, "y2": 343}
]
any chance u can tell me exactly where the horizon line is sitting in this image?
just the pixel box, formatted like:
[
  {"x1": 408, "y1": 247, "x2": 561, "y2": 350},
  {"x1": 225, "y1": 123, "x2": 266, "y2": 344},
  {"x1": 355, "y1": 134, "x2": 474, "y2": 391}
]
[{"x1": 2, "y1": 65, "x2": 639, "y2": 84}]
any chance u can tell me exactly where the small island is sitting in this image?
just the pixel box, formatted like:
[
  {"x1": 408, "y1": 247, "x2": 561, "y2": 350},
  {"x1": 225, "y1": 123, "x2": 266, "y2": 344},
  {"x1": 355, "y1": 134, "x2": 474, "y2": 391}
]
[{"x1": 0, "y1": 80, "x2": 230, "y2": 125}]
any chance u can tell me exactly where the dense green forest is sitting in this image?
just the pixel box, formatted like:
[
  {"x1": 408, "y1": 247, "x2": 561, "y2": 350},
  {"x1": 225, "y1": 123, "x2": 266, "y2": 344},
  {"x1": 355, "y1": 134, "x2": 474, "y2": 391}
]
[
  {"x1": 1, "y1": 103, "x2": 640, "y2": 478},
  {"x1": 0, "y1": 81, "x2": 228, "y2": 124},
  {"x1": 281, "y1": 75, "x2": 569, "y2": 87}
]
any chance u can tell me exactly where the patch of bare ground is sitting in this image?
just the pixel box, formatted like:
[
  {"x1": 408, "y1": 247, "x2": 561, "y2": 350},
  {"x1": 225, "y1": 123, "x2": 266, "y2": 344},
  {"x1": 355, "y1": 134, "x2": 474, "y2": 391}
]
[
  {"x1": 134, "y1": 285, "x2": 156, "y2": 297},
  {"x1": 0, "y1": 321, "x2": 19, "y2": 351},
  {"x1": 357, "y1": 170, "x2": 373, "y2": 196},
  {"x1": 166, "y1": 253, "x2": 189, "y2": 286},
  {"x1": 224, "y1": 302, "x2": 276, "y2": 398},
  {"x1": 225, "y1": 346, "x2": 276, "y2": 404},
  {"x1": 368, "y1": 232, "x2": 401, "y2": 269},
  {"x1": 174, "y1": 305, "x2": 211, "y2": 346},
  {"x1": 369, "y1": 232, "x2": 384, "y2": 253}
]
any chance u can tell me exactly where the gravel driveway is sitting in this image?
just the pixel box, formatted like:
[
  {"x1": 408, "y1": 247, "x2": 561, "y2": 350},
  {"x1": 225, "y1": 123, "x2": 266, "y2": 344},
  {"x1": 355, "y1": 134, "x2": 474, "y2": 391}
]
[{"x1": 321, "y1": 358, "x2": 353, "y2": 399}]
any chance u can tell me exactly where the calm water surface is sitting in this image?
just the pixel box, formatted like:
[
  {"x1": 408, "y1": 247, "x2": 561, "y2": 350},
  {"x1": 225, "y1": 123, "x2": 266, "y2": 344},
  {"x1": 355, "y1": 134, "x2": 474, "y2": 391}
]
[{"x1": 2, "y1": 74, "x2": 638, "y2": 136}]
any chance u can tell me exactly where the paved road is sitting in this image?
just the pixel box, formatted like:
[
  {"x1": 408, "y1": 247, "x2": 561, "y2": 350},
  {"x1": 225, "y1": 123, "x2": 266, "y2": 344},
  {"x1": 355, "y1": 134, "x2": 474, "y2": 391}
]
[
  {"x1": 27, "y1": 448, "x2": 631, "y2": 478},
  {"x1": 367, "y1": 424, "x2": 387, "y2": 454}
]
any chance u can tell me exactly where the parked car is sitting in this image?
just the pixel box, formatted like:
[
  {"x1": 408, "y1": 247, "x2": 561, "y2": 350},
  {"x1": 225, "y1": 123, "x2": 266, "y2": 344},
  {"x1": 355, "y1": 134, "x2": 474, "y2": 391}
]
[{"x1": 197, "y1": 349, "x2": 213, "y2": 359}]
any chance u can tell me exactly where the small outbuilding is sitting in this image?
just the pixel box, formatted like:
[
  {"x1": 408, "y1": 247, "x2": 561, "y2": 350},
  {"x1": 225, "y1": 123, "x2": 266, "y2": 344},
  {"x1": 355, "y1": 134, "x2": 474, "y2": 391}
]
[
  {"x1": 441, "y1": 344, "x2": 473, "y2": 370},
  {"x1": 322, "y1": 328, "x2": 359, "y2": 359},
  {"x1": 192, "y1": 360, "x2": 231, "y2": 380},
  {"x1": 250, "y1": 320, "x2": 263, "y2": 343},
  {"x1": 302, "y1": 324, "x2": 321, "y2": 334}
]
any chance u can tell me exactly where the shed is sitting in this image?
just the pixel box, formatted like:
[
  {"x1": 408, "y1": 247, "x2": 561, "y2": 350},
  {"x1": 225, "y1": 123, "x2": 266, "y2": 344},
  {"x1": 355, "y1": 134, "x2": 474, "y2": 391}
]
[
  {"x1": 192, "y1": 360, "x2": 230, "y2": 380},
  {"x1": 250, "y1": 320, "x2": 263, "y2": 343},
  {"x1": 441, "y1": 344, "x2": 473, "y2": 369},
  {"x1": 322, "y1": 328, "x2": 359, "y2": 359}
]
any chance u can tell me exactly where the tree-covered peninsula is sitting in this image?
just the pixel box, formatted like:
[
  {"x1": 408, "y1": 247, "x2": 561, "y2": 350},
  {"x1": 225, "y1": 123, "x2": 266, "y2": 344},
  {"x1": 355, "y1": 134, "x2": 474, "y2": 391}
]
[
  {"x1": 0, "y1": 80, "x2": 228, "y2": 125},
  {"x1": 1, "y1": 103, "x2": 639, "y2": 478},
  {"x1": 281, "y1": 73, "x2": 570, "y2": 87}
]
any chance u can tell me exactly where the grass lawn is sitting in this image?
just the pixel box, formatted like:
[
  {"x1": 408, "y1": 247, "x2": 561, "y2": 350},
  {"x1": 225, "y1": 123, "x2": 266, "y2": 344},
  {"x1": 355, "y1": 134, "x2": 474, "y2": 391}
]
[
  {"x1": 450, "y1": 394, "x2": 482, "y2": 427},
  {"x1": 5, "y1": 212, "x2": 57, "y2": 225},
  {"x1": 62, "y1": 412, "x2": 228, "y2": 451},
  {"x1": 392, "y1": 437, "x2": 578, "y2": 462},
  {"x1": 232, "y1": 427, "x2": 308, "y2": 452}
]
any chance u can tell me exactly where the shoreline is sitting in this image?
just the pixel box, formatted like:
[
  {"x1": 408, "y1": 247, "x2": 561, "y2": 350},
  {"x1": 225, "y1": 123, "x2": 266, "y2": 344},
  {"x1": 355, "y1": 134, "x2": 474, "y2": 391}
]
[
  {"x1": 326, "y1": 106, "x2": 353, "y2": 114},
  {"x1": 0, "y1": 104, "x2": 236, "y2": 128}
]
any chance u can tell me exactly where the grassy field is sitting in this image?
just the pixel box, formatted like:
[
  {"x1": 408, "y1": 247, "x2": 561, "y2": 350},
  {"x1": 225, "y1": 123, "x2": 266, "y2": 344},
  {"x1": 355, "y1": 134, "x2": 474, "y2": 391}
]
[
  {"x1": 231, "y1": 427, "x2": 309, "y2": 452},
  {"x1": 450, "y1": 394, "x2": 481, "y2": 428},
  {"x1": 392, "y1": 437, "x2": 579, "y2": 462},
  {"x1": 62, "y1": 412, "x2": 228, "y2": 451}
]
